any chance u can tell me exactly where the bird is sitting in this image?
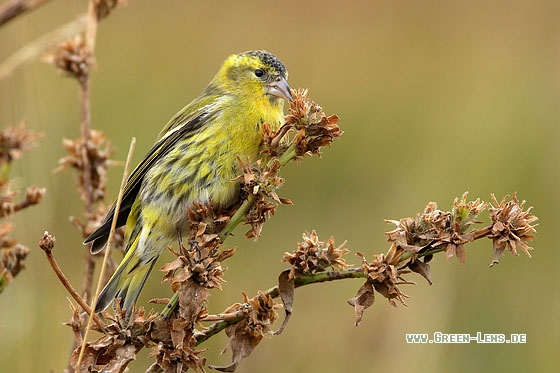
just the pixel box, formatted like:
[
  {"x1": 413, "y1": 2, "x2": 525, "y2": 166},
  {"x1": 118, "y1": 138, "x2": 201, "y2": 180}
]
[{"x1": 84, "y1": 50, "x2": 293, "y2": 314}]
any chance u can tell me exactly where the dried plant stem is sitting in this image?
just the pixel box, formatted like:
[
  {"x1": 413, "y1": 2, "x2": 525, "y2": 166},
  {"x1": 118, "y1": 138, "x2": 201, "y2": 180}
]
[
  {"x1": 159, "y1": 292, "x2": 179, "y2": 319},
  {"x1": 77, "y1": 137, "x2": 136, "y2": 369},
  {"x1": 0, "y1": 0, "x2": 50, "y2": 27},
  {"x1": 278, "y1": 143, "x2": 297, "y2": 166},
  {"x1": 85, "y1": 0, "x2": 98, "y2": 52},
  {"x1": 0, "y1": 16, "x2": 87, "y2": 81},
  {"x1": 40, "y1": 234, "x2": 106, "y2": 331},
  {"x1": 78, "y1": 78, "x2": 93, "y2": 210},
  {"x1": 196, "y1": 269, "x2": 365, "y2": 345},
  {"x1": 55, "y1": 8, "x2": 101, "y2": 371},
  {"x1": 471, "y1": 225, "x2": 493, "y2": 240},
  {"x1": 78, "y1": 77, "x2": 97, "y2": 306},
  {"x1": 402, "y1": 225, "x2": 494, "y2": 262},
  {"x1": 13, "y1": 198, "x2": 38, "y2": 212},
  {"x1": 81, "y1": 257, "x2": 95, "y2": 300},
  {"x1": 218, "y1": 194, "x2": 257, "y2": 241},
  {"x1": 197, "y1": 224, "x2": 497, "y2": 344},
  {"x1": 197, "y1": 315, "x2": 245, "y2": 345},
  {"x1": 200, "y1": 309, "x2": 251, "y2": 322},
  {"x1": 78, "y1": 0, "x2": 99, "y2": 304}
]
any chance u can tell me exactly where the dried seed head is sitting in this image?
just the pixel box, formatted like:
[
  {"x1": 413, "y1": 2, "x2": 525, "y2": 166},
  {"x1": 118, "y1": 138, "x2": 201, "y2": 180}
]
[
  {"x1": 94, "y1": 0, "x2": 121, "y2": 20},
  {"x1": 235, "y1": 158, "x2": 290, "y2": 239},
  {"x1": 24, "y1": 186, "x2": 45, "y2": 206},
  {"x1": 38, "y1": 231, "x2": 56, "y2": 253},
  {"x1": 186, "y1": 200, "x2": 232, "y2": 239},
  {"x1": 0, "y1": 183, "x2": 15, "y2": 217},
  {"x1": 261, "y1": 88, "x2": 342, "y2": 160},
  {"x1": 488, "y1": 193, "x2": 537, "y2": 266},
  {"x1": 161, "y1": 244, "x2": 227, "y2": 292},
  {"x1": 452, "y1": 192, "x2": 486, "y2": 234},
  {"x1": 356, "y1": 250, "x2": 412, "y2": 308},
  {"x1": 385, "y1": 193, "x2": 487, "y2": 264},
  {"x1": 246, "y1": 291, "x2": 279, "y2": 333},
  {"x1": 284, "y1": 89, "x2": 343, "y2": 157},
  {"x1": 212, "y1": 291, "x2": 280, "y2": 371},
  {"x1": 283, "y1": 230, "x2": 350, "y2": 276},
  {"x1": 45, "y1": 35, "x2": 93, "y2": 83},
  {"x1": 69, "y1": 306, "x2": 154, "y2": 371},
  {"x1": 57, "y1": 130, "x2": 113, "y2": 205},
  {"x1": 0, "y1": 222, "x2": 30, "y2": 289},
  {"x1": 0, "y1": 122, "x2": 41, "y2": 166}
]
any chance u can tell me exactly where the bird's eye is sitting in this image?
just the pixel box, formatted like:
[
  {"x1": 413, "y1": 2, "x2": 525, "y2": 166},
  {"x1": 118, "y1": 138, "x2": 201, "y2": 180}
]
[{"x1": 254, "y1": 69, "x2": 265, "y2": 78}]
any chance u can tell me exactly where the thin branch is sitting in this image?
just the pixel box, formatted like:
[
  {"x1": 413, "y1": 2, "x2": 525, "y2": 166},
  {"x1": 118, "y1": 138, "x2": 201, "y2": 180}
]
[
  {"x1": 77, "y1": 0, "x2": 99, "y2": 305},
  {"x1": 39, "y1": 232, "x2": 106, "y2": 331},
  {"x1": 199, "y1": 309, "x2": 251, "y2": 322},
  {"x1": 196, "y1": 269, "x2": 364, "y2": 344},
  {"x1": 278, "y1": 142, "x2": 297, "y2": 166},
  {"x1": 0, "y1": 16, "x2": 87, "y2": 81},
  {"x1": 12, "y1": 187, "x2": 45, "y2": 212},
  {"x1": 77, "y1": 137, "x2": 136, "y2": 368},
  {"x1": 78, "y1": 80, "x2": 96, "y2": 306},
  {"x1": 218, "y1": 194, "x2": 257, "y2": 241},
  {"x1": 85, "y1": 0, "x2": 98, "y2": 53},
  {"x1": 78, "y1": 78, "x2": 93, "y2": 210},
  {"x1": 403, "y1": 225, "x2": 494, "y2": 261},
  {"x1": 0, "y1": 0, "x2": 50, "y2": 27},
  {"x1": 195, "y1": 223, "x2": 503, "y2": 345},
  {"x1": 12, "y1": 199, "x2": 37, "y2": 212}
]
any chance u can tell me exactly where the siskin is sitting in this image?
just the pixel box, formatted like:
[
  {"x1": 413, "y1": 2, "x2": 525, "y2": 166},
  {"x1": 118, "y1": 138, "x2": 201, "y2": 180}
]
[{"x1": 84, "y1": 50, "x2": 293, "y2": 314}]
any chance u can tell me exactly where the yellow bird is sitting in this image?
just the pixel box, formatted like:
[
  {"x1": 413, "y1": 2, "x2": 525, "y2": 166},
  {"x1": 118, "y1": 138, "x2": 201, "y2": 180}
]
[{"x1": 84, "y1": 50, "x2": 293, "y2": 313}]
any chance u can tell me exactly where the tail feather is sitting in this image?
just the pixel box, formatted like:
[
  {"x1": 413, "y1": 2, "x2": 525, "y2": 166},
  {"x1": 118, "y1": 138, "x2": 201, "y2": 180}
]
[
  {"x1": 118, "y1": 259, "x2": 157, "y2": 314},
  {"x1": 94, "y1": 244, "x2": 158, "y2": 315}
]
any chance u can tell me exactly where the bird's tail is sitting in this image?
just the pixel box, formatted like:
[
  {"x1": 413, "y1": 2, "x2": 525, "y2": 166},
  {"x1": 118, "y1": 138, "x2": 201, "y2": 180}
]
[{"x1": 94, "y1": 235, "x2": 157, "y2": 315}]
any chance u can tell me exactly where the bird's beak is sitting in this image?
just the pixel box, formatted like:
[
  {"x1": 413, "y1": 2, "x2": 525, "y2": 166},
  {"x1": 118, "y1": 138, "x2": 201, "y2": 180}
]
[{"x1": 266, "y1": 76, "x2": 294, "y2": 102}]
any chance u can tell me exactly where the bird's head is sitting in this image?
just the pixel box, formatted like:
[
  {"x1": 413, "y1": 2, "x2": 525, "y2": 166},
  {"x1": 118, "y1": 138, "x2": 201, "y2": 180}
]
[{"x1": 217, "y1": 50, "x2": 293, "y2": 105}]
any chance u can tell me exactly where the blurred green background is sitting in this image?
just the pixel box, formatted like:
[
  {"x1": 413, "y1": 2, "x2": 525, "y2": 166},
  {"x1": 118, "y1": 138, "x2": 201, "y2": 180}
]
[{"x1": 1, "y1": 0, "x2": 558, "y2": 372}]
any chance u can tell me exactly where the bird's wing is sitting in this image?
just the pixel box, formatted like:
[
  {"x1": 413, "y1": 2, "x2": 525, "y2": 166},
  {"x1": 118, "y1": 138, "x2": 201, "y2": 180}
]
[
  {"x1": 84, "y1": 104, "x2": 217, "y2": 253},
  {"x1": 157, "y1": 90, "x2": 224, "y2": 140}
]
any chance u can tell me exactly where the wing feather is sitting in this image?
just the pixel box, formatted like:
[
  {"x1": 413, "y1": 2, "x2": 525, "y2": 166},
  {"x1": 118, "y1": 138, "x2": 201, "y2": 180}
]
[{"x1": 84, "y1": 105, "x2": 216, "y2": 253}]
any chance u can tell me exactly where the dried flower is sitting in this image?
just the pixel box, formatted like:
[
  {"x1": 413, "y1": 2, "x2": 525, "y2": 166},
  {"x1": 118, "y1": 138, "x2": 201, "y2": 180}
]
[
  {"x1": 149, "y1": 336, "x2": 206, "y2": 373},
  {"x1": 356, "y1": 248, "x2": 412, "y2": 307},
  {"x1": 0, "y1": 184, "x2": 45, "y2": 218},
  {"x1": 70, "y1": 307, "x2": 153, "y2": 371},
  {"x1": 57, "y1": 129, "x2": 113, "y2": 205},
  {"x1": 284, "y1": 89, "x2": 343, "y2": 158},
  {"x1": 45, "y1": 35, "x2": 93, "y2": 83},
  {"x1": 0, "y1": 123, "x2": 43, "y2": 292},
  {"x1": 385, "y1": 193, "x2": 487, "y2": 264},
  {"x1": 283, "y1": 230, "x2": 350, "y2": 277},
  {"x1": 235, "y1": 158, "x2": 291, "y2": 239},
  {"x1": 452, "y1": 192, "x2": 486, "y2": 233},
  {"x1": 186, "y1": 200, "x2": 232, "y2": 239},
  {"x1": 0, "y1": 122, "x2": 41, "y2": 167},
  {"x1": 0, "y1": 183, "x2": 15, "y2": 217},
  {"x1": 210, "y1": 291, "x2": 280, "y2": 372},
  {"x1": 94, "y1": 0, "x2": 122, "y2": 20},
  {"x1": 348, "y1": 247, "x2": 413, "y2": 326},
  {"x1": 0, "y1": 222, "x2": 30, "y2": 293},
  {"x1": 488, "y1": 193, "x2": 537, "y2": 267},
  {"x1": 161, "y1": 242, "x2": 230, "y2": 293}
]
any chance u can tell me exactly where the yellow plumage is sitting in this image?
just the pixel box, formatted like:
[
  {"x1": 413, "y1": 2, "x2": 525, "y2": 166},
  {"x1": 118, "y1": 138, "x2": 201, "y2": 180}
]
[{"x1": 84, "y1": 50, "x2": 293, "y2": 314}]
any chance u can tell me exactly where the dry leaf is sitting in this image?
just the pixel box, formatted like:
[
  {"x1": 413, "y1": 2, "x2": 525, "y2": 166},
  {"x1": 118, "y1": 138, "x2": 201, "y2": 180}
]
[
  {"x1": 274, "y1": 269, "x2": 293, "y2": 335},
  {"x1": 408, "y1": 259, "x2": 432, "y2": 285},
  {"x1": 347, "y1": 281, "x2": 375, "y2": 326}
]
